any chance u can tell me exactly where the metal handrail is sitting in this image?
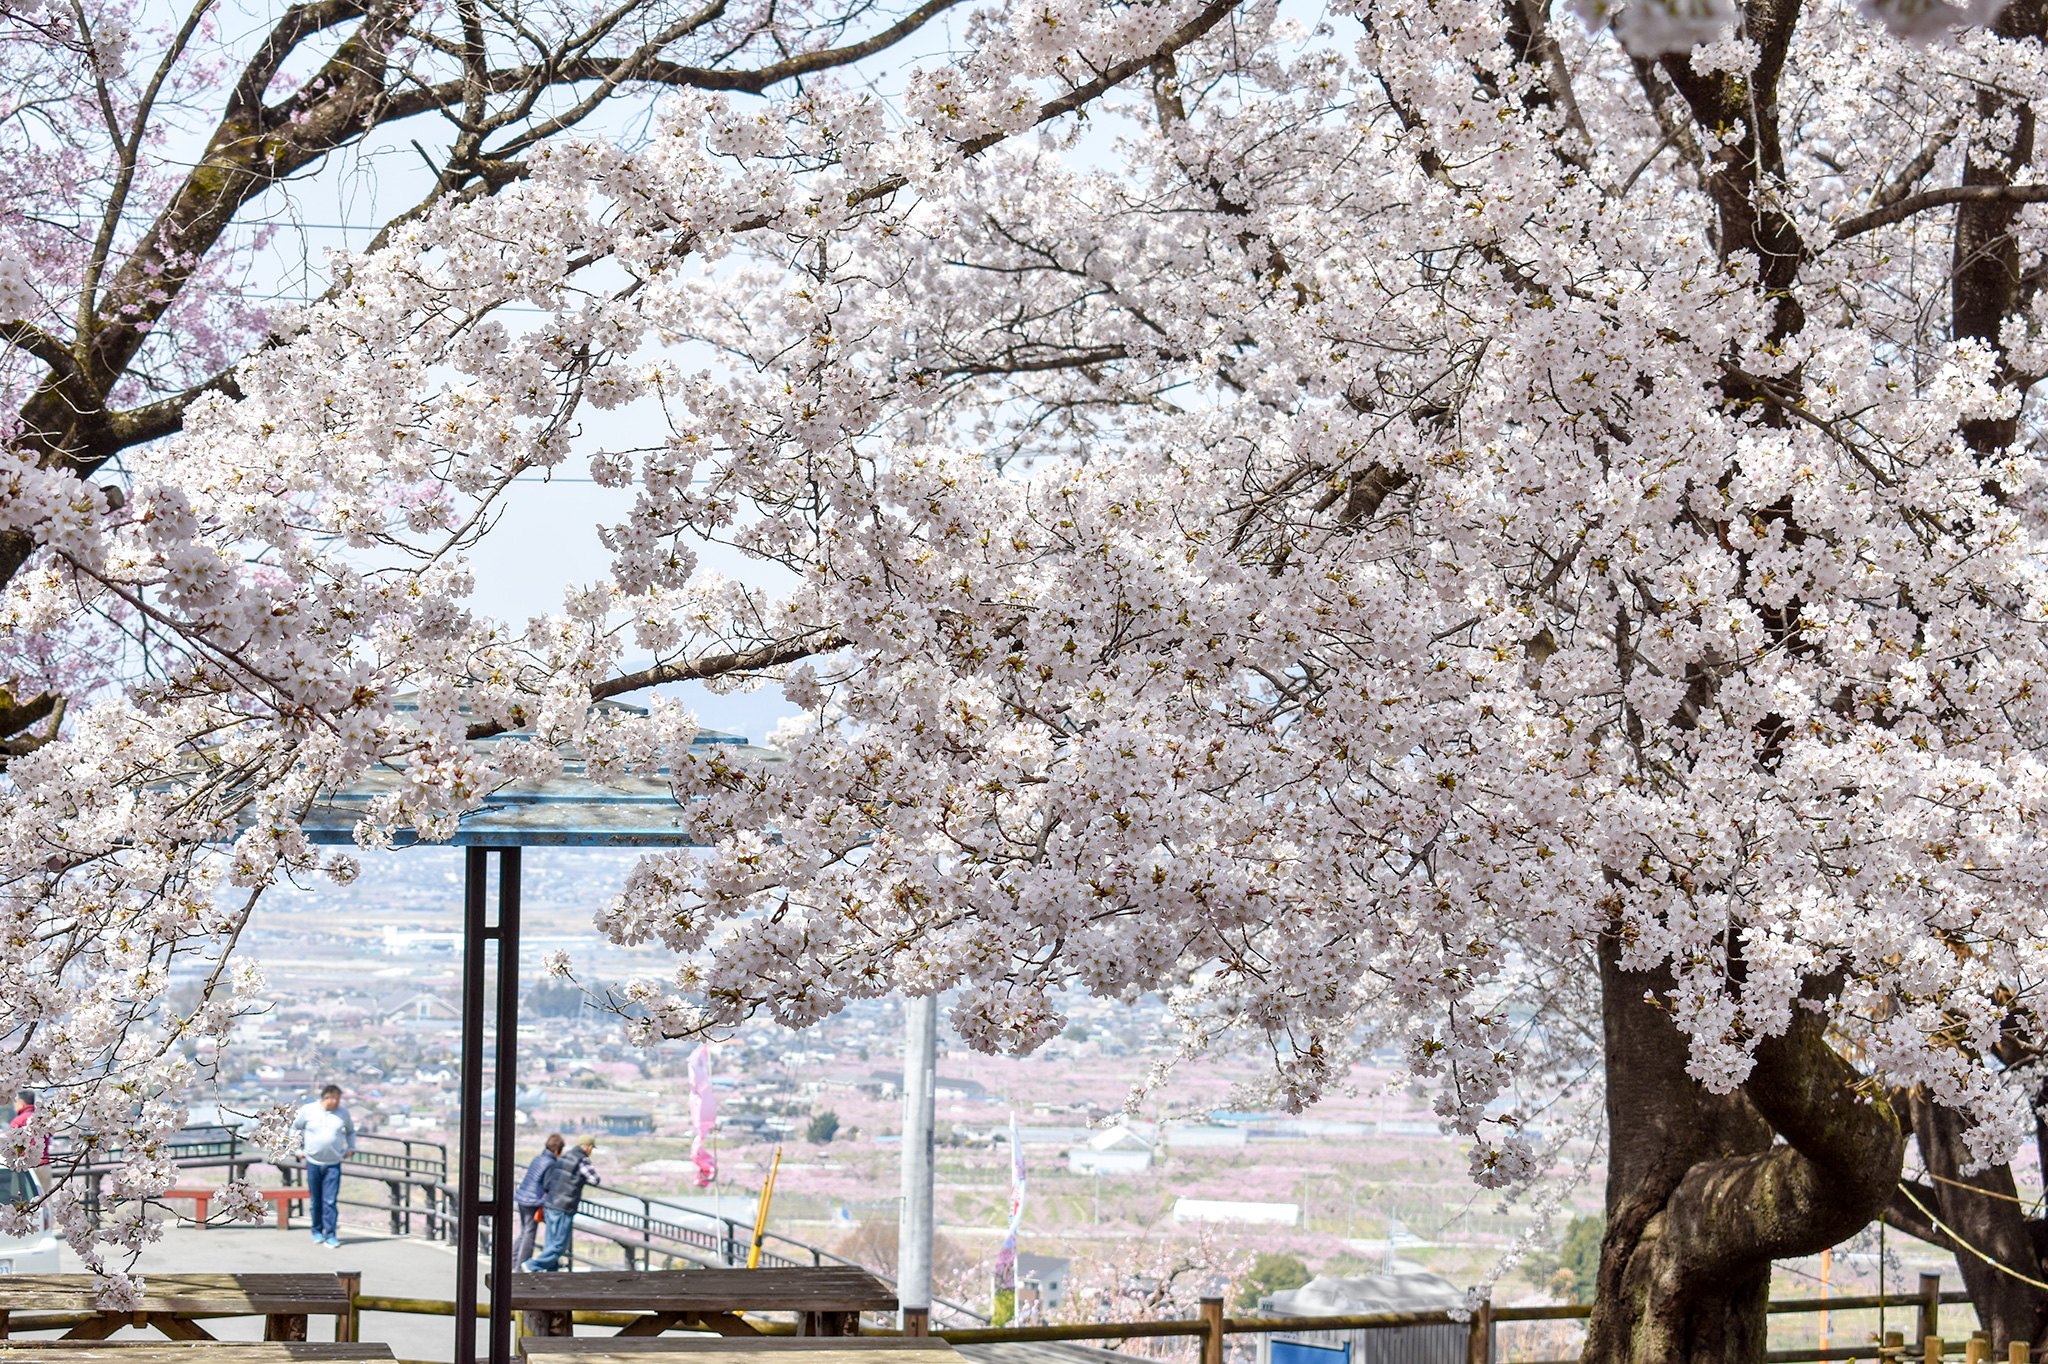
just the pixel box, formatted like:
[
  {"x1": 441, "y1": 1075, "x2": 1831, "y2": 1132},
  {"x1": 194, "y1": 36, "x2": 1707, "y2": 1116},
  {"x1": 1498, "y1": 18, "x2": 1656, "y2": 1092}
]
[{"x1": 49, "y1": 1122, "x2": 986, "y2": 1322}]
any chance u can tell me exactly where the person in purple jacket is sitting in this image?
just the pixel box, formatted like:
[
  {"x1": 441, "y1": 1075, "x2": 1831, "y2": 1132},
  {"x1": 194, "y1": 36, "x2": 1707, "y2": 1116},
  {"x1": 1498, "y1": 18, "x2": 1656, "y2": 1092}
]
[{"x1": 510, "y1": 1134, "x2": 564, "y2": 1269}]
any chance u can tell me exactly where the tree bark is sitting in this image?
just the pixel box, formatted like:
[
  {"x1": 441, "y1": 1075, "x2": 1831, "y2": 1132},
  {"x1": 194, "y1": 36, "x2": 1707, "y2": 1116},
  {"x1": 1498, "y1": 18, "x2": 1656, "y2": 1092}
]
[
  {"x1": 1584, "y1": 936, "x2": 1905, "y2": 1364},
  {"x1": 1888, "y1": 1091, "x2": 2048, "y2": 1352}
]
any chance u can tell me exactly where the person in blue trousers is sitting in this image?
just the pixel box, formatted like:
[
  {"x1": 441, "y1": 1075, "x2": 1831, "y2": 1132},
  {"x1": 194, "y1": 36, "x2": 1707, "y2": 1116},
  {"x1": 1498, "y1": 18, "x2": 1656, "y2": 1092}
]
[
  {"x1": 522, "y1": 1135, "x2": 599, "y2": 1271},
  {"x1": 289, "y1": 1084, "x2": 355, "y2": 1247},
  {"x1": 511, "y1": 1133, "x2": 564, "y2": 1268}
]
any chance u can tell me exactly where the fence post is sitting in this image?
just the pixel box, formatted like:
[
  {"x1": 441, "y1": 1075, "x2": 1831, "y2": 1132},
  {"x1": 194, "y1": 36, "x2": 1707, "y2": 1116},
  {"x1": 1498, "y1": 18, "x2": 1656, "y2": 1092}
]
[
  {"x1": 335, "y1": 1272, "x2": 360, "y2": 1343},
  {"x1": 1467, "y1": 1295, "x2": 1493, "y2": 1364},
  {"x1": 2011, "y1": 1342, "x2": 2030, "y2": 1364},
  {"x1": 1920, "y1": 1274, "x2": 1943, "y2": 1348},
  {"x1": 1200, "y1": 1297, "x2": 1224, "y2": 1364},
  {"x1": 1927, "y1": 1339, "x2": 1946, "y2": 1364}
]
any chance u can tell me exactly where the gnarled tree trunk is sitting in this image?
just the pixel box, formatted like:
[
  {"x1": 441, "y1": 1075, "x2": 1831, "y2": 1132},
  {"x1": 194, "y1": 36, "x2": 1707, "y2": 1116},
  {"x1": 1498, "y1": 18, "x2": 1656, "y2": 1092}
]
[
  {"x1": 1583, "y1": 937, "x2": 1905, "y2": 1364},
  {"x1": 1887, "y1": 1088, "x2": 2048, "y2": 1352}
]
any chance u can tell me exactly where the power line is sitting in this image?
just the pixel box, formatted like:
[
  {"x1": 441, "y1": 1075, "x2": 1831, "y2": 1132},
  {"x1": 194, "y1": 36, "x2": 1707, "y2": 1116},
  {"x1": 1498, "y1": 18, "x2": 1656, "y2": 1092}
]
[{"x1": 22, "y1": 214, "x2": 381, "y2": 231}]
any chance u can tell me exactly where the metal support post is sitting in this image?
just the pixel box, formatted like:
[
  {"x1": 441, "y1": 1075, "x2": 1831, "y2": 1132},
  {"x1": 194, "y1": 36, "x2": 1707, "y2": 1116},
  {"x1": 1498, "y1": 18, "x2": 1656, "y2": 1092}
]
[
  {"x1": 898, "y1": 996, "x2": 936, "y2": 1334},
  {"x1": 490, "y1": 846, "x2": 520, "y2": 1364},
  {"x1": 455, "y1": 846, "x2": 522, "y2": 1364}
]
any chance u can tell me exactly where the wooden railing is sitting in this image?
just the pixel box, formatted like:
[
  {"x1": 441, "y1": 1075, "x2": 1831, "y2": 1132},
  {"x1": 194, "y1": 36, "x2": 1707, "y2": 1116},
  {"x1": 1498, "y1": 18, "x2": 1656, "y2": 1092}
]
[{"x1": 341, "y1": 1271, "x2": 1988, "y2": 1364}]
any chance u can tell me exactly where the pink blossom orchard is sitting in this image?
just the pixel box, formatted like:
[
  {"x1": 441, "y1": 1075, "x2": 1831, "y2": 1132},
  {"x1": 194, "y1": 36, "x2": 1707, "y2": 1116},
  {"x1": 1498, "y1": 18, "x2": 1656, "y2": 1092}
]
[{"x1": 6, "y1": 0, "x2": 2048, "y2": 1347}]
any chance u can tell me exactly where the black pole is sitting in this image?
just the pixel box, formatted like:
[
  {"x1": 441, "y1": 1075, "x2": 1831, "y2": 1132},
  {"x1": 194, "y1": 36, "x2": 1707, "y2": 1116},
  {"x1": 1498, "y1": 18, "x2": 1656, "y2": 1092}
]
[
  {"x1": 455, "y1": 846, "x2": 489, "y2": 1364},
  {"x1": 489, "y1": 847, "x2": 521, "y2": 1364}
]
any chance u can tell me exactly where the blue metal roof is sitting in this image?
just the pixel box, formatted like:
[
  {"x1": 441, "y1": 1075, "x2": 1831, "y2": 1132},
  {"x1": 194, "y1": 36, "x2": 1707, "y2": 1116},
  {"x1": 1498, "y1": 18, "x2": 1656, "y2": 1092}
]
[{"x1": 296, "y1": 704, "x2": 784, "y2": 848}]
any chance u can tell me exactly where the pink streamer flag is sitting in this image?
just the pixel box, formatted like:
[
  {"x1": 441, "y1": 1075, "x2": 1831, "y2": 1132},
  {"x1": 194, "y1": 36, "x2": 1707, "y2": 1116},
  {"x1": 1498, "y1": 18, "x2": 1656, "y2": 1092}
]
[{"x1": 689, "y1": 1043, "x2": 718, "y2": 1187}]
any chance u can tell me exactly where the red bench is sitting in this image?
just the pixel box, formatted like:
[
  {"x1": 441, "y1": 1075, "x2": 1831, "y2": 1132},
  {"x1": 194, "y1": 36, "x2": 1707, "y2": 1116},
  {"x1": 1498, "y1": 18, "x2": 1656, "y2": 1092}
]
[{"x1": 162, "y1": 1185, "x2": 308, "y2": 1230}]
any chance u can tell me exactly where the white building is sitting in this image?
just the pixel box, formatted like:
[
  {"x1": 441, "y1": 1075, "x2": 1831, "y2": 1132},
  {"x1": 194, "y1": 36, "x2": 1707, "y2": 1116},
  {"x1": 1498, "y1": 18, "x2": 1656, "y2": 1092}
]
[
  {"x1": 1258, "y1": 1275, "x2": 1467, "y2": 1364},
  {"x1": 1170, "y1": 1197, "x2": 1299, "y2": 1226},
  {"x1": 1068, "y1": 1124, "x2": 1155, "y2": 1174}
]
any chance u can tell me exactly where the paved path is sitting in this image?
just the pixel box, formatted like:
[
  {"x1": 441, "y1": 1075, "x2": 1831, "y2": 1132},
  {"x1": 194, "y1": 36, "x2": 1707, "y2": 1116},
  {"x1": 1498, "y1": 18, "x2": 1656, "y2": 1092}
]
[{"x1": 12, "y1": 1225, "x2": 462, "y2": 1362}]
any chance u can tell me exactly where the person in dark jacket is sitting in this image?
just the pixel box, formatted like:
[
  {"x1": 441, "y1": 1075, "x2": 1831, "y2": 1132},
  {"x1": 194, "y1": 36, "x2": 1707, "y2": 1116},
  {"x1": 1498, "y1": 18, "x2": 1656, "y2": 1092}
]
[
  {"x1": 521, "y1": 1135, "x2": 599, "y2": 1271},
  {"x1": 510, "y1": 1133, "x2": 564, "y2": 1269}
]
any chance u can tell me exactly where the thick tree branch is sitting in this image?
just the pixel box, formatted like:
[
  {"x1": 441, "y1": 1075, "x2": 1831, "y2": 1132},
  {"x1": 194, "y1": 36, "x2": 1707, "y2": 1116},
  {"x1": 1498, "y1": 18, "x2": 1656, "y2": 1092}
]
[
  {"x1": 381, "y1": 0, "x2": 962, "y2": 116},
  {"x1": 1872, "y1": 119, "x2": 1962, "y2": 211},
  {"x1": 105, "y1": 369, "x2": 248, "y2": 449},
  {"x1": 464, "y1": 633, "x2": 846, "y2": 740},
  {"x1": 1834, "y1": 183, "x2": 2048, "y2": 240}
]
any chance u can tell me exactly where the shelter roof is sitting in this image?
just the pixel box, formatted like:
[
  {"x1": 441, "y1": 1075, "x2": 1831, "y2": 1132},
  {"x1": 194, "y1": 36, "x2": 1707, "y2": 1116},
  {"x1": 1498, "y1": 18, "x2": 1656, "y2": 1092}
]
[{"x1": 298, "y1": 698, "x2": 783, "y2": 848}]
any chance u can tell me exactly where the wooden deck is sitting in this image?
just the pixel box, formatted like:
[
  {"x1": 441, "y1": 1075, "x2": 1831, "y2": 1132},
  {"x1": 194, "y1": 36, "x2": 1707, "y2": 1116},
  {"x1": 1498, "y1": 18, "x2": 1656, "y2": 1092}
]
[
  {"x1": 520, "y1": 1340, "x2": 962, "y2": 1364},
  {"x1": 0, "y1": 1276, "x2": 352, "y2": 1343},
  {"x1": 521, "y1": 1343, "x2": 958, "y2": 1354},
  {"x1": 506, "y1": 1268, "x2": 897, "y2": 1339},
  {"x1": 0, "y1": 1345, "x2": 390, "y2": 1362}
]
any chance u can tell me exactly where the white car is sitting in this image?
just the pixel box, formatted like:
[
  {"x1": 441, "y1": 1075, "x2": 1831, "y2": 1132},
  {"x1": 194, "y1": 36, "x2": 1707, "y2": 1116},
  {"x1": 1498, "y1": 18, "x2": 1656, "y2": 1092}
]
[{"x1": 0, "y1": 1170, "x2": 62, "y2": 1273}]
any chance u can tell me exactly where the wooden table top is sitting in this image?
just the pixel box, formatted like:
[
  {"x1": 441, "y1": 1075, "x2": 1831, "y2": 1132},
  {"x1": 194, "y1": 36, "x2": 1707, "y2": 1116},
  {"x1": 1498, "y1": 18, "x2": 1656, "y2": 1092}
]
[
  {"x1": 521, "y1": 1342, "x2": 960, "y2": 1364},
  {"x1": 0, "y1": 1348, "x2": 390, "y2": 1362},
  {"x1": 504, "y1": 1269, "x2": 897, "y2": 1314},
  {"x1": 0, "y1": 1276, "x2": 352, "y2": 1314}
]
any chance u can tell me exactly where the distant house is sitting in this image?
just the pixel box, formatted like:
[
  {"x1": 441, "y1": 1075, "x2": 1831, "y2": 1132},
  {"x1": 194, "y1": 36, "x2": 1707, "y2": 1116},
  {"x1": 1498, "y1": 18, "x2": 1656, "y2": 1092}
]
[
  {"x1": 818, "y1": 1072, "x2": 885, "y2": 1097},
  {"x1": 867, "y1": 1071, "x2": 988, "y2": 1100},
  {"x1": 1256, "y1": 1274, "x2": 1465, "y2": 1364},
  {"x1": 1068, "y1": 1124, "x2": 1154, "y2": 1174},
  {"x1": 601, "y1": 1112, "x2": 654, "y2": 1136},
  {"x1": 377, "y1": 992, "x2": 461, "y2": 1025},
  {"x1": 1016, "y1": 1253, "x2": 1072, "y2": 1313}
]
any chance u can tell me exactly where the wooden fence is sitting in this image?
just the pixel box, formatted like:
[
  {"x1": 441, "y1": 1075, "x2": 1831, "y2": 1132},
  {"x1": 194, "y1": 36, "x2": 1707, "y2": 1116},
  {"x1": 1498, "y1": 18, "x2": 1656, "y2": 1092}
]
[{"x1": 337, "y1": 1270, "x2": 1991, "y2": 1364}]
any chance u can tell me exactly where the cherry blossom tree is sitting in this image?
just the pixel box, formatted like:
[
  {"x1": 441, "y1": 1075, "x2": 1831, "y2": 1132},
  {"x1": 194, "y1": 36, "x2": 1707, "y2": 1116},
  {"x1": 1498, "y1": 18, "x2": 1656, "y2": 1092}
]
[
  {"x1": 12, "y1": 0, "x2": 2048, "y2": 1351},
  {"x1": 0, "y1": 0, "x2": 1119, "y2": 1295}
]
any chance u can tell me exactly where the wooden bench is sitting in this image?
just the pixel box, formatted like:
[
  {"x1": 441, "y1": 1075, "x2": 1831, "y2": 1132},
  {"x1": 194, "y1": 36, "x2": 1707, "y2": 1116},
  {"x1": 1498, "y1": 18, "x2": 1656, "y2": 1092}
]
[
  {"x1": 0, "y1": 1275, "x2": 352, "y2": 1343},
  {"x1": 506, "y1": 1267, "x2": 897, "y2": 1339},
  {"x1": 160, "y1": 1190, "x2": 307, "y2": 1231}
]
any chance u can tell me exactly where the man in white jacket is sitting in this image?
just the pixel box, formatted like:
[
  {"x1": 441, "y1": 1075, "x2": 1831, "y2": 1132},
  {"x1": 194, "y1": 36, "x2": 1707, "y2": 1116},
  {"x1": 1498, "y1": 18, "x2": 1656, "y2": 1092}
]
[{"x1": 288, "y1": 1085, "x2": 355, "y2": 1247}]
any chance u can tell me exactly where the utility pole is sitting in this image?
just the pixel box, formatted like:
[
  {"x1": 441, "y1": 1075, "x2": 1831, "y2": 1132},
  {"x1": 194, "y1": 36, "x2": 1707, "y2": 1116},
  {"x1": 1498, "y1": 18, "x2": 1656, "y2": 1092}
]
[{"x1": 898, "y1": 996, "x2": 937, "y2": 1336}]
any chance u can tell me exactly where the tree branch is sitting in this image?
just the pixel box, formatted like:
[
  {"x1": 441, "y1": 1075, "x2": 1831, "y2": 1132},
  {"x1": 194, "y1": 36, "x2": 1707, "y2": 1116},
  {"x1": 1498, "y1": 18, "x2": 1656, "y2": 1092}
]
[
  {"x1": 1834, "y1": 183, "x2": 2048, "y2": 241},
  {"x1": 1883, "y1": 1179, "x2": 1955, "y2": 1251},
  {"x1": 464, "y1": 633, "x2": 846, "y2": 740},
  {"x1": 105, "y1": 368, "x2": 248, "y2": 449},
  {"x1": 382, "y1": 0, "x2": 961, "y2": 117}
]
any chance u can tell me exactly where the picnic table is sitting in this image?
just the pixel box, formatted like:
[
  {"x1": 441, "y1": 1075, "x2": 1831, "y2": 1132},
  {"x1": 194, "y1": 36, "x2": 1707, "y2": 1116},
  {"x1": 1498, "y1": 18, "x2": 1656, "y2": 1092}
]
[
  {"x1": 0, "y1": 1347, "x2": 389, "y2": 1363},
  {"x1": 506, "y1": 1268, "x2": 897, "y2": 1339},
  {"x1": 521, "y1": 1339, "x2": 962, "y2": 1364},
  {"x1": 0, "y1": 1276, "x2": 354, "y2": 1343}
]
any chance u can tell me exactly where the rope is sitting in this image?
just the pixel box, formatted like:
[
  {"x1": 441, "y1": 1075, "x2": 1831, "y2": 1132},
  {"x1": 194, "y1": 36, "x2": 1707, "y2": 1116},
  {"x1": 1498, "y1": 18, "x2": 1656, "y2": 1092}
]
[
  {"x1": 1926, "y1": 1172, "x2": 2028, "y2": 1206},
  {"x1": 1896, "y1": 1182, "x2": 2048, "y2": 1292},
  {"x1": 1921, "y1": 1170, "x2": 2048, "y2": 1219}
]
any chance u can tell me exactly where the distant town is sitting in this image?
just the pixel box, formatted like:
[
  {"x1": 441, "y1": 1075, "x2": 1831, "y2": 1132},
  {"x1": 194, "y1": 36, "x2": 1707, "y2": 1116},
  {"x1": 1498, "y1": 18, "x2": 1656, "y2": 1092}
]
[{"x1": 157, "y1": 848, "x2": 1948, "y2": 1358}]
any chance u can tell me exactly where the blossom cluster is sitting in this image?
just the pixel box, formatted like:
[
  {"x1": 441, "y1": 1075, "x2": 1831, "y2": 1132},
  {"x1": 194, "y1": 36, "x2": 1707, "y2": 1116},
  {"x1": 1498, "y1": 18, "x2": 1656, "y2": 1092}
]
[{"x1": 5, "y1": 0, "x2": 2048, "y2": 1275}]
